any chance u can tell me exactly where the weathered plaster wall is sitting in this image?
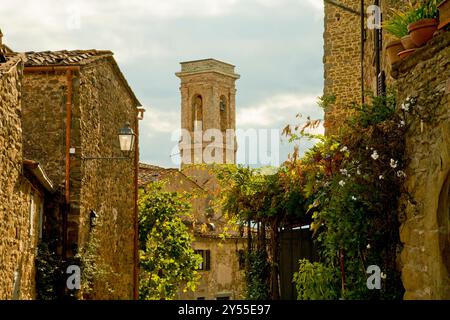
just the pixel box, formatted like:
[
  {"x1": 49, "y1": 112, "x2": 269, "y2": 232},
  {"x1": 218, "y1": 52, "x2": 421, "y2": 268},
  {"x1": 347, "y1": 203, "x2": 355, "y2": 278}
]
[
  {"x1": 395, "y1": 32, "x2": 450, "y2": 300},
  {"x1": 177, "y1": 237, "x2": 246, "y2": 300},
  {"x1": 77, "y1": 58, "x2": 137, "y2": 299},
  {"x1": 0, "y1": 56, "x2": 41, "y2": 299}
]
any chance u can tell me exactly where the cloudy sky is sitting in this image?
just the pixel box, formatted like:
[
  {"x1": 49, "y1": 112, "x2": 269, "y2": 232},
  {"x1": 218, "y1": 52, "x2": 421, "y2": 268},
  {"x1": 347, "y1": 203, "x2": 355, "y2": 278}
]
[{"x1": 2, "y1": 0, "x2": 325, "y2": 168}]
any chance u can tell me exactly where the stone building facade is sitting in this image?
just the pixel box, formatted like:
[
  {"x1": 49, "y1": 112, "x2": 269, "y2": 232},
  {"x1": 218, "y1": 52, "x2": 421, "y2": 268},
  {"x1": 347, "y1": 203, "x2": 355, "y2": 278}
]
[
  {"x1": 323, "y1": 0, "x2": 406, "y2": 133},
  {"x1": 20, "y1": 50, "x2": 141, "y2": 299},
  {"x1": 0, "y1": 50, "x2": 55, "y2": 299},
  {"x1": 323, "y1": 1, "x2": 450, "y2": 299}
]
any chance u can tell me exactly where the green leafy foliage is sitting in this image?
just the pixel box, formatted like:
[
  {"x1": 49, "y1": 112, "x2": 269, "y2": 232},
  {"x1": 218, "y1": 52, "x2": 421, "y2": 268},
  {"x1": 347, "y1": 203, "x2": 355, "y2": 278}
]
[
  {"x1": 412, "y1": 0, "x2": 439, "y2": 20},
  {"x1": 75, "y1": 230, "x2": 116, "y2": 298},
  {"x1": 384, "y1": 0, "x2": 438, "y2": 38},
  {"x1": 35, "y1": 242, "x2": 63, "y2": 300},
  {"x1": 285, "y1": 90, "x2": 405, "y2": 299},
  {"x1": 138, "y1": 182, "x2": 202, "y2": 300},
  {"x1": 293, "y1": 259, "x2": 340, "y2": 300},
  {"x1": 383, "y1": 3, "x2": 417, "y2": 38},
  {"x1": 245, "y1": 250, "x2": 271, "y2": 300}
]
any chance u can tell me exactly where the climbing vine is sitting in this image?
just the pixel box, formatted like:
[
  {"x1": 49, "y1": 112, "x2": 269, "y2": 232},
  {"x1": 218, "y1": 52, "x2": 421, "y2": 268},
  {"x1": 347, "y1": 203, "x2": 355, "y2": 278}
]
[
  {"x1": 216, "y1": 89, "x2": 407, "y2": 300},
  {"x1": 287, "y1": 90, "x2": 406, "y2": 299}
]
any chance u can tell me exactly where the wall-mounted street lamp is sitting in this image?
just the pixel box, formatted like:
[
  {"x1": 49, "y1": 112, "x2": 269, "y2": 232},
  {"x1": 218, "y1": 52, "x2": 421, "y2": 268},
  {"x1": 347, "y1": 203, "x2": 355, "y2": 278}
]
[
  {"x1": 118, "y1": 122, "x2": 136, "y2": 153},
  {"x1": 82, "y1": 122, "x2": 136, "y2": 160}
]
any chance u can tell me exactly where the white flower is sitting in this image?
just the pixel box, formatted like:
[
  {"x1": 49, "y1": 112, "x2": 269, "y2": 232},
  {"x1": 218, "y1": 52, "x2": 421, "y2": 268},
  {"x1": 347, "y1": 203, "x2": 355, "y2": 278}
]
[
  {"x1": 401, "y1": 103, "x2": 410, "y2": 112},
  {"x1": 366, "y1": 244, "x2": 371, "y2": 249},
  {"x1": 339, "y1": 180, "x2": 345, "y2": 187},
  {"x1": 340, "y1": 146, "x2": 348, "y2": 153},
  {"x1": 371, "y1": 150, "x2": 379, "y2": 160},
  {"x1": 397, "y1": 170, "x2": 407, "y2": 178},
  {"x1": 356, "y1": 168, "x2": 361, "y2": 175},
  {"x1": 398, "y1": 120, "x2": 405, "y2": 128},
  {"x1": 379, "y1": 175, "x2": 384, "y2": 180},
  {"x1": 351, "y1": 196, "x2": 357, "y2": 201},
  {"x1": 339, "y1": 169, "x2": 350, "y2": 177},
  {"x1": 390, "y1": 159, "x2": 398, "y2": 169}
]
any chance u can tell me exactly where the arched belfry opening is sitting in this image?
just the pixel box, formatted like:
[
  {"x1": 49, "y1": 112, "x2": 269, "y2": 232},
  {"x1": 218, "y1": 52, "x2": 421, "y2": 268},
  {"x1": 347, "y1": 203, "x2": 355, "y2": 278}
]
[
  {"x1": 219, "y1": 95, "x2": 228, "y2": 132},
  {"x1": 192, "y1": 94, "x2": 203, "y2": 132}
]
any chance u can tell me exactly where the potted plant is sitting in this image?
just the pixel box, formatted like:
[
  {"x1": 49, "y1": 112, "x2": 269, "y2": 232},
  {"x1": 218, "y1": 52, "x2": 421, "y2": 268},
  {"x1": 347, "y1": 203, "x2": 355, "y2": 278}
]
[
  {"x1": 383, "y1": 5, "x2": 418, "y2": 63},
  {"x1": 438, "y1": 0, "x2": 450, "y2": 30},
  {"x1": 408, "y1": 0, "x2": 439, "y2": 47},
  {"x1": 384, "y1": 6, "x2": 417, "y2": 49}
]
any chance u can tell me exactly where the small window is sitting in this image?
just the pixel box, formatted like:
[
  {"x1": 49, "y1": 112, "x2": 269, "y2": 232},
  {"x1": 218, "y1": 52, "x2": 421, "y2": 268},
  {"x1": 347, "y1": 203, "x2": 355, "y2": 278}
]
[{"x1": 195, "y1": 250, "x2": 211, "y2": 271}]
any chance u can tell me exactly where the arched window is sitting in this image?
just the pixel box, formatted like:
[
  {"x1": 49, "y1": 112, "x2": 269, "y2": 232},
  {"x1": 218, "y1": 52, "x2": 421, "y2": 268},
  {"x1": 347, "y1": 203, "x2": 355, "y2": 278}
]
[
  {"x1": 192, "y1": 94, "x2": 203, "y2": 131},
  {"x1": 219, "y1": 95, "x2": 227, "y2": 131}
]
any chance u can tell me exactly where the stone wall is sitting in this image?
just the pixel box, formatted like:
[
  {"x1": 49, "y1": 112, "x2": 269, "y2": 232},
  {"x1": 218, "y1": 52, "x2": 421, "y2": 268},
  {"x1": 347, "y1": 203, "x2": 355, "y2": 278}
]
[
  {"x1": 22, "y1": 72, "x2": 67, "y2": 188},
  {"x1": 76, "y1": 58, "x2": 137, "y2": 299},
  {"x1": 324, "y1": 0, "x2": 404, "y2": 133},
  {"x1": 395, "y1": 32, "x2": 450, "y2": 300},
  {"x1": 323, "y1": 0, "x2": 361, "y2": 134},
  {"x1": 0, "y1": 55, "x2": 41, "y2": 299}
]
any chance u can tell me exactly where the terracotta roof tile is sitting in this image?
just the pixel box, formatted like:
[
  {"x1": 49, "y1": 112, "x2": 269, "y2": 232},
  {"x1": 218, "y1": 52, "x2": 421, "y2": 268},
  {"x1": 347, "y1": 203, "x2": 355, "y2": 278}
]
[{"x1": 24, "y1": 49, "x2": 113, "y2": 67}]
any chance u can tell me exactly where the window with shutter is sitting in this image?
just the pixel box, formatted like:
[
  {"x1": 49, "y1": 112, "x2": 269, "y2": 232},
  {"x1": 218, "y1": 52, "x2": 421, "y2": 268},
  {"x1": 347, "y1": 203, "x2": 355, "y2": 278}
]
[{"x1": 195, "y1": 250, "x2": 211, "y2": 271}]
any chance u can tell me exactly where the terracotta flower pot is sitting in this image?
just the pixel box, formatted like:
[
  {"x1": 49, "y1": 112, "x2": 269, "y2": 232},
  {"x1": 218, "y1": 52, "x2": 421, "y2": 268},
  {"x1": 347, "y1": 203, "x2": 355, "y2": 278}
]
[
  {"x1": 401, "y1": 35, "x2": 416, "y2": 49},
  {"x1": 438, "y1": 0, "x2": 450, "y2": 29},
  {"x1": 386, "y1": 40, "x2": 404, "y2": 64},
  {"x1": 408, "y1": 18, "x2": 439, "y2": 47},
  {"x1": 398, "y1": 48, "x2": 416, "y2": 59}
]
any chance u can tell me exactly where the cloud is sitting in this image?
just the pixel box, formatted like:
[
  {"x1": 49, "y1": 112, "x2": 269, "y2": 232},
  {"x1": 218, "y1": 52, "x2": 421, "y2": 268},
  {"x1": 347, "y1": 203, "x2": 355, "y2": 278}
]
[
  {"x1": 3, "y1": 0, "x2": 325, "y2": 168},
  {"x1": 304, "y1": 0, "x2": 324, "y2": 11},
  {"x1": 141, "y1": 108, "x2": 179, "y2": 136},
  {"x1": 237, "y1": 93, "x2": 322, "y2": 128}
]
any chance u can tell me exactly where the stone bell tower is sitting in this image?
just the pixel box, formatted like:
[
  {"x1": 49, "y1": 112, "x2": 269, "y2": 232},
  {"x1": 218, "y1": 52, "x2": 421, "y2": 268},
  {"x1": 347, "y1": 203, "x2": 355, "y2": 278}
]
[{"x1": 176, "y1": 59, "x2": 240, "y2": 167}]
